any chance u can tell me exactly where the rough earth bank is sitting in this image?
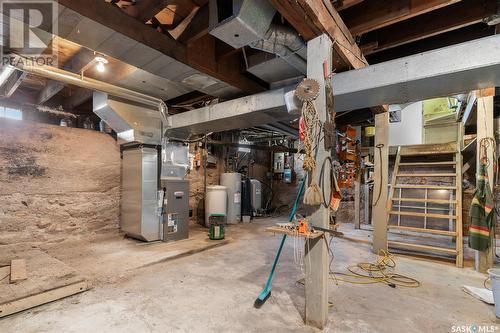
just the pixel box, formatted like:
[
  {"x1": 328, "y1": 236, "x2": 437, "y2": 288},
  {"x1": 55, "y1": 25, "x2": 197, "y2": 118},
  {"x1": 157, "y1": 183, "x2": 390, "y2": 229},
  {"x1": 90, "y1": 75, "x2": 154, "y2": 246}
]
[{"x1": 0, "y1": 119, "x2": 120, "y2": 245}]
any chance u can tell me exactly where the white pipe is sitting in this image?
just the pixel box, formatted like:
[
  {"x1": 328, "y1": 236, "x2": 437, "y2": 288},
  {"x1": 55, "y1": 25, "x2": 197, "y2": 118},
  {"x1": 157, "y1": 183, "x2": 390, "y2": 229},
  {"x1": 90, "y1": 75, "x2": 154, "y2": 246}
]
[{"x1": 13, "y1": 57, "x2": 168, "y2": 124}]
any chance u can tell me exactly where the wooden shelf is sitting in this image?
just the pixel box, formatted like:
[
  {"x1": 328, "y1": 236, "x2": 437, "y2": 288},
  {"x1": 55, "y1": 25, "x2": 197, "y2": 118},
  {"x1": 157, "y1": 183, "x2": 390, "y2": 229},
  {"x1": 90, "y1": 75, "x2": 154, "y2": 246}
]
[
  {"x1": 388, "y1": 241, "x2": 457, "y2": 255},
  {"x1": 265, "y1": 227, "x2": 324, "y2": 239},
  {"x1": 389, "y1": 211, "x2": 457, "y2": 220},
  {"x1": 388, "y1": 225, "x2": 456, "y2": 236}
]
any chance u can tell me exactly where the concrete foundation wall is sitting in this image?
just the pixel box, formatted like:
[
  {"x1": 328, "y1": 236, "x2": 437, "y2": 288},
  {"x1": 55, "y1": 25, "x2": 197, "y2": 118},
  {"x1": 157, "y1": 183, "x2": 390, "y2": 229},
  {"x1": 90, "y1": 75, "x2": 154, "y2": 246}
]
[{"x1": 0, "y1": 119, "x2": 120, "y2": 245}]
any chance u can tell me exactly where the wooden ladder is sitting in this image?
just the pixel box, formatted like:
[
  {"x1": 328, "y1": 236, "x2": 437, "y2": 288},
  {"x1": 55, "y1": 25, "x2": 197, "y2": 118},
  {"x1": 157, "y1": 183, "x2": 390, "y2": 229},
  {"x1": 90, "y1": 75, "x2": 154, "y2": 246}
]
[{"x1": 386, "y1": 143, "x2": 463, "y2": 267}]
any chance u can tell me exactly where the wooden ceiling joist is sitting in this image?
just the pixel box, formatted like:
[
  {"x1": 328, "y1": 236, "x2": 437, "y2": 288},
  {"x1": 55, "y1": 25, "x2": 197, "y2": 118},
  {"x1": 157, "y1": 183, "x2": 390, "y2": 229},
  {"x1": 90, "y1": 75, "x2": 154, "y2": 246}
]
[
  {"x1": 270, "y1": 0, "x2": 387, "y2": 113},
  {"x1": 269, "y1": 0, "x2": 367, "y2": 69},
  {"x1": 342, "y1": 0, "x2": 461, "y2": 36},
  {"x1": 362, "y1": 0, "x2": 497, "y2": 55},
  {"x1": 366, "y1": 23, "x2": 495, "y2": 63},
  {"x1": 333, "y1": 0, "x2": 365, "y2": 11},
  {"x1": 136, "y1": 0, "x2": 173, "y2": 23},
  {"x1": 178, "y1": 4, "x2": 209, "y2": 44}
]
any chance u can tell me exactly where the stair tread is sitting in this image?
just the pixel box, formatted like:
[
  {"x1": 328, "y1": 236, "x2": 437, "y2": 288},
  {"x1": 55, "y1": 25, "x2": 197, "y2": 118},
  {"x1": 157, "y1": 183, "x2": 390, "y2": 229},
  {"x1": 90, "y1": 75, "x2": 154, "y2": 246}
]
[
  {"x1": 391, "y1": 198, "x2": 457, "y2": 204},
  {"x1": 393, "y1": 185, "x2": 456, "y2": 190},
  {"x1": 388, "y1": 225, "x2": 457, "y2": 236},
  {"x1": 388, "y1": 241, "x2": 458, "y2": 254},
  {"x1": 397, "y1": 173, "x2": 457, "y2": 177},
  {"x1": 399, "y1": 161, "x2": 456, "y2": 166},
  {"x1": 389, "y1": 210, "x2": 457, "y2": 219},
  {"x1": 400, "y1": 150, "x2": 456, "y2": 156}
]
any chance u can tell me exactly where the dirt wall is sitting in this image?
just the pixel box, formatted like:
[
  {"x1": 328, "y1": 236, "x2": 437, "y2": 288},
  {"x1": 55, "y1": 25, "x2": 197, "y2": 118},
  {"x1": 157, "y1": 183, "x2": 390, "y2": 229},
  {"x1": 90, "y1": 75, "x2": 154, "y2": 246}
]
[{"x1": 0, "y1": 119, "x2": 120, "y2": 245}]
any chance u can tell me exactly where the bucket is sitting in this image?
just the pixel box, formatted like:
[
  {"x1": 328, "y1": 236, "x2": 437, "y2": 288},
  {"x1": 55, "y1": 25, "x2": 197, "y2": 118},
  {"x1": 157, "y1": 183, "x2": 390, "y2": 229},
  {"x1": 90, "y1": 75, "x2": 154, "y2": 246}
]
[
  {"x1": 488, "y1": 268, "x2": 500, "y2": 318},
  {"x1": 209, "y1": 224, "x2": 225, "y2": 240}
]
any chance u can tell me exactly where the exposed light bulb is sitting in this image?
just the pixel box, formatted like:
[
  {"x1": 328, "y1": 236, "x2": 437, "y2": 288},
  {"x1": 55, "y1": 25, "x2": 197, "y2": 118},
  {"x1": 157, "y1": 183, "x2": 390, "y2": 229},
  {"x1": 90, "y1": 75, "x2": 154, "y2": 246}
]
[{"x1": 96, "y1": 61, "x2": 105, "y2": 73}]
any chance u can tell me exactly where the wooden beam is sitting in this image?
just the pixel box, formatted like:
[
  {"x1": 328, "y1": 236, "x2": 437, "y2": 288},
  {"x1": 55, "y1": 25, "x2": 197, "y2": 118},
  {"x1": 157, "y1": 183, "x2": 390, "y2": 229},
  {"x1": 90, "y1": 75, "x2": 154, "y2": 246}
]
[
  {"x1": 136, "y1": 0, "x2": 173, "y2": 23},
  {"x1": 342, "y1": 0, "x2": 461, "y2": 36},
  {"x1": 270, "y1": 2, "x2": 387, "y2": 112},
  {"x1": 334, "y1": 0, "x2": 365, "y2": 11},
  {"x1": 178, "y1": 4, "x2": 209, "y2": 45},
  {"x1": 354, "y1": 176, "x2": 361, "y2": 229},
  {"x1": 58, "y1": 0, "x2": 264, "y2": 94},
  {"x1": 304, "y1": 34, "x2": 331, "y2": 330},
  {"x1": 365, "y1": 23, "x2": 495, "y2": 63},
  {"x1": 268, "y1": 0, "x2": 320, "y2": 41},
  {"x1": 475, "y1": 92, "x2": 495, "y2": 273},
  {"x1": 362, "y1": 0, "x2": 497, "y2": 55},
  {"x1": 0, "y1": 280, "x2": 88, "y2": 318},
  {"x1": 270, "y1": 0, "x2": 367, "y2": 69},
  {"x1": 297, "y1": 0, "x2": 368, "y2": 68},
  {"x1": 9, "y1": 259, "x2": 27, "y2": 283},
  {"x1": 372, "y1": 112, "x2": 389, "y2": 253}
]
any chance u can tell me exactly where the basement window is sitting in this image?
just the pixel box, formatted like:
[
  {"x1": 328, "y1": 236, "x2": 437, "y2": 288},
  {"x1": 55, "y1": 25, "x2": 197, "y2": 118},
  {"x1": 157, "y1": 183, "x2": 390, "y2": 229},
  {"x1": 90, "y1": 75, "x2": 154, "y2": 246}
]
[{"x1": 0, "y1": 106, "x2": 22, "y2": 120}]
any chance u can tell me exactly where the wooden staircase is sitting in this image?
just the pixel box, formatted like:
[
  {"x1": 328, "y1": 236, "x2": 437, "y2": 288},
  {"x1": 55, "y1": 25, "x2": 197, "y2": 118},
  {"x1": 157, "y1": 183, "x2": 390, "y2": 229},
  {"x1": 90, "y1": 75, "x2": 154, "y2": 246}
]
[{"x1": 387, "y1": 142, "x2": 463, "y2": 267}]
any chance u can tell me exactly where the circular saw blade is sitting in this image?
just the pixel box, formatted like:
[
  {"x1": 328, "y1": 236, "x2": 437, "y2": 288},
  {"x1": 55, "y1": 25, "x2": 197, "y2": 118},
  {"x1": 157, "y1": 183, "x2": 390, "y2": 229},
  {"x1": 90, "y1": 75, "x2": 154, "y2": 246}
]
[{"x1": 295, "y1": 78, "x2": 320, "y2": 102}]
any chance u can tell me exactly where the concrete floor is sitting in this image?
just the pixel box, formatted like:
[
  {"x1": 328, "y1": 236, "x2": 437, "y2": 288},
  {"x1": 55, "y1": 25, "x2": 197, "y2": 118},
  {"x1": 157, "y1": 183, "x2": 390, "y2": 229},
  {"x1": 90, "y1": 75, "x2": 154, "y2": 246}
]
[{"x1": 0, "y1": 218, "x2": 498, "y2": 332}]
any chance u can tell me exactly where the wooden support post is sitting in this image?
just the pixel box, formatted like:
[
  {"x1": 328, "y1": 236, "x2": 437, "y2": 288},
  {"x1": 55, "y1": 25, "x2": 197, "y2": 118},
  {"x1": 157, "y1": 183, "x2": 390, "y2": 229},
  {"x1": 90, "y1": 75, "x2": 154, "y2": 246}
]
[
  {"x1": 304, "y1": 34, "x2": 332, "y2": 330},
  {"x1": 364, "y1": 183, "x2": 370, "y2": 224},
  {"x1": 475, "y1": 93, "x2": 495, "y2": 273},
  {"x1": 354, "y1": 178, "x2": 361, "y2": 229},
  {"x1": 372, "y1": 112, "x2": 389, "y2": 253}
]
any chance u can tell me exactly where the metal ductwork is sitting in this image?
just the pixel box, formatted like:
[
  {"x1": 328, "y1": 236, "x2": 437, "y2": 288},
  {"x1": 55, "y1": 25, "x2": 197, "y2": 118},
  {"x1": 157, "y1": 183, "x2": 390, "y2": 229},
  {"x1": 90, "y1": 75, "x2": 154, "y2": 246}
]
[
  {"x1": 249, "y1": 24, "x2": 307, "y2": 74},
  {"x1": 13, "y1": 56, "x2": 168, "y2": 125},
  {"x1": 208, "y1": 0, "x2": 307, "y2": 77},
  {"x1": 93, "y1": 92, "x2": 162, "y2": 145},
  {"x1": 208, "y1": 0, "x2": 277, "y2": 48}
]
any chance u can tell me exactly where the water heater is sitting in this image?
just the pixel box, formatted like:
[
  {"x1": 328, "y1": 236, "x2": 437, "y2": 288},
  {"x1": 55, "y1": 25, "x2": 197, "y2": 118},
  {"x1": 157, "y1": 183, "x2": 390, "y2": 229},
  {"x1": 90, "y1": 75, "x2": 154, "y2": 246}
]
[{"x1": 220, "y1": 173, "x2": 241, "y2": 224}]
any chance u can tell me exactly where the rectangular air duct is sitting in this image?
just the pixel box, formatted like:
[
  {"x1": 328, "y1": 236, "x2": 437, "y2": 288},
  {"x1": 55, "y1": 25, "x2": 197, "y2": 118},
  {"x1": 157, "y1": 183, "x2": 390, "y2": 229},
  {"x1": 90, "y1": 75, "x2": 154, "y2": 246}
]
[
  {"x1": 93, "y1": 91, "x2": 162, "y2": 145},
  {"x1": 208, "y1": 0, "x2": 276, "y2": 49}
]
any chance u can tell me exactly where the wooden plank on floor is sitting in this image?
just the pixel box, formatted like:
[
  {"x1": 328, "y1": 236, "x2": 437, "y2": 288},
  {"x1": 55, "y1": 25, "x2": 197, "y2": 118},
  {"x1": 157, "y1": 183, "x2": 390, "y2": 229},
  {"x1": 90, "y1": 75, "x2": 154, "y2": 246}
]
[
  {"x1": 0, "y1": 280, "x2": 88, "y2": 318},
  {"x1": 9, "y1": 260, "x2": 27, "y2": 283}
]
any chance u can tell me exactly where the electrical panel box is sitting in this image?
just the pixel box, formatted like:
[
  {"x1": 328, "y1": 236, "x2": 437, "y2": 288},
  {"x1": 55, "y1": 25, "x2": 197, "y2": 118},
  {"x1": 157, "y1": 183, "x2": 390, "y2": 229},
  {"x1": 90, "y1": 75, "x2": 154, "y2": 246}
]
[{"x1": 273, "y1": 152, "x2": 285, "y2": 173}]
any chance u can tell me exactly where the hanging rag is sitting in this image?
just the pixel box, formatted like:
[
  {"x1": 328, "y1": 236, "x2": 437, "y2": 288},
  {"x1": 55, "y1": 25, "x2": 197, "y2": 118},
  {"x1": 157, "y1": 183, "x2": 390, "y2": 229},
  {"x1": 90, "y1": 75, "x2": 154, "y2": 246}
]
[{"x1": 469, "y1": 163, "x2": 497, "y2": 251}]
